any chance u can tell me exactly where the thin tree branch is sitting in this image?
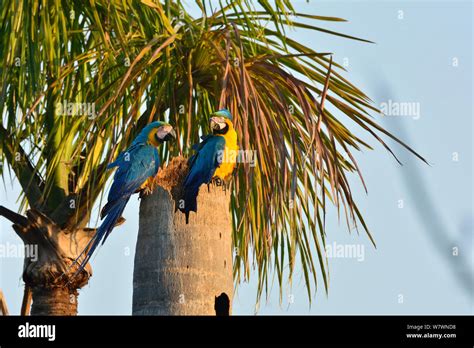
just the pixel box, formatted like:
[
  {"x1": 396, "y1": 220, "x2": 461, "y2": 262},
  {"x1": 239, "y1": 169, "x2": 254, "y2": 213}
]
[
  {"x1": 0, "y1": 289, "x2": 9, "y2": 315},
  {"x1": 20, "y1": 286, "x2": 32, "y2": 316},
  {"x1": 0, "y1": 205, "x2": 28, "y2": 226}
]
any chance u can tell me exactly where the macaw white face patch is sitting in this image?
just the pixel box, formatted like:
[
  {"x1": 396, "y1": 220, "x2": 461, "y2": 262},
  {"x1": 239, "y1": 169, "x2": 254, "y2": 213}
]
[{"x1": 210, "y1": 116, "x2": 227, "y2": 130}]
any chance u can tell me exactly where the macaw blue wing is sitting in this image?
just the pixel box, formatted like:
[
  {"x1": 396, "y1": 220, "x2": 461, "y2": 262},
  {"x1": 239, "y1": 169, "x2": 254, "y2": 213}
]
[
  {"x1": 180, "y1": 135, "x2": 225, "y2": 223},
  {"x1": 104, "y1": 144, "x2": 159, "y2": 211},
  {"x1": 76, "y1": 143, "x2": 160, "y2": 272}
]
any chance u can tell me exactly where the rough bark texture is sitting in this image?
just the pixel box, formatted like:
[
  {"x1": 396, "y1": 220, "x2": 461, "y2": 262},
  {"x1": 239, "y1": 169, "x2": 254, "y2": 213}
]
[
  {"x1": 133, "y1": 157, "x2": 234, "y2": 315},
  {"x1": 0, "y1": 207, "x2": 94, "y2": 315},
  {"x1": 30, "y1": 287, "x2": 78, "y2": 316}
]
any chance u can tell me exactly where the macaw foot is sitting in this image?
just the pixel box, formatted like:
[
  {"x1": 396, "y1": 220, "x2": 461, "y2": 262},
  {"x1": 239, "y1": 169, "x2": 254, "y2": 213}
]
[
  {"x1": 139, "y1": 184, "x2": 154, "y2": 198},
  {"x1": 140, "y1": 186, "x2": 153, "y2": 198},
  {"x1": 138, "y1": 177, "x2": 158, "y2": 199}
]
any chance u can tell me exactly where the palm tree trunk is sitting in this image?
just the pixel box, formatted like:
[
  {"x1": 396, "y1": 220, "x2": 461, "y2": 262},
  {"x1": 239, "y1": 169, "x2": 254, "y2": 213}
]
[
  {"x1": 0, "y1": 206, "x2": 94, "y2": 315},
  {"x1": 30, "y1": 287, "x2": 78, "y2": 316},
  {"x1": 133, "y1": 157, "x2": 233, "y2": 315}
]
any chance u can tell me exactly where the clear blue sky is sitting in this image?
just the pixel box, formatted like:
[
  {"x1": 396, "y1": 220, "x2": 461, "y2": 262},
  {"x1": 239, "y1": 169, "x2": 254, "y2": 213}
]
[{"x1": 1, "y1": 0, "x2": 472, "y2": 315}]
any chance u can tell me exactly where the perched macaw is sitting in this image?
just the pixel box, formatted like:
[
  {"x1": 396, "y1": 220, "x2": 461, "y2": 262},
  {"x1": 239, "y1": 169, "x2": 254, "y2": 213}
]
[
  {"x1": 76, "y1": 121, "x2": 176, "y2": 272},
  {"x1": 180, "y1": 109, "x2": 239, "y2": 223}
]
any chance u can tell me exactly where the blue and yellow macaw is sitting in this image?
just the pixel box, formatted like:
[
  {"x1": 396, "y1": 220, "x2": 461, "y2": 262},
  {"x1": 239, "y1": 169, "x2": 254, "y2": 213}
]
[
  {"x1": 76, "y1": 121, "x2": 176, "y2": 272},
  {"x1": 180, "y1": 109, "x2": 238, "y2": 223}
]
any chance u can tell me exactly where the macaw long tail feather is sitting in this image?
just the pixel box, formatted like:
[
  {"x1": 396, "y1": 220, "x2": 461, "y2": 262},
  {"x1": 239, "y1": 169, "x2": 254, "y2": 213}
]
[
  {"x1": 75, "y1": 197, "x2": 130, "y2": 274},
  {"x1": 180, "y1": 185, "x2": 200, "y2": 224}
]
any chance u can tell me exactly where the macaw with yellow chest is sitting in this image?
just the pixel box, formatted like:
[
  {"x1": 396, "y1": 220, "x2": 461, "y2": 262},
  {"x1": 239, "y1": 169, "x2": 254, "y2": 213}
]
[
  {"x1": 180, "y1": 109, "x2": 238, "y2": 223},
  {"x1": 75, "y1": 121, "x2": 176, "y2": 272}
]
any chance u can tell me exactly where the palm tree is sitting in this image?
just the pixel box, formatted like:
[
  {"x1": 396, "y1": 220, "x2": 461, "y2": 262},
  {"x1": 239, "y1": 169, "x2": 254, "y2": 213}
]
[
  {"x1": 0, "y1": 0, "x2": 425, "y2": 315},
  {"x1": 0, "y1": 0, "x2": 127, "y2": 314}
]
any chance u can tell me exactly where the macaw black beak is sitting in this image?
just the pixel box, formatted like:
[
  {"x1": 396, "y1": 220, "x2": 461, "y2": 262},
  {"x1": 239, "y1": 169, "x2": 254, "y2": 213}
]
[
  {"x1": 156, "y1": 126, "x2": 176, "y2": 143},
  {"x1": 164, "y1": 128, "x2": 177, "y2": 141}
]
